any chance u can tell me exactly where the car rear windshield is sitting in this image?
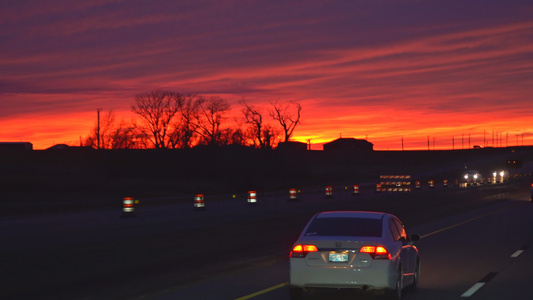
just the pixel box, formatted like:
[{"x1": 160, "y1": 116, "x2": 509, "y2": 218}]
[{"x1": 305, "y1": 217, "x2": 382, "y2": 237}]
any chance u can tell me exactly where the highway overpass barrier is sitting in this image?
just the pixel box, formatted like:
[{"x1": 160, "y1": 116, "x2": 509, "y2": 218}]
[
  {"x1": 247, "y1": 191, "x2": 257, "y2": 204},
  {"x1": 121, "y1": 196, "x2": 136, "y2": 217},
  {"x1": 193, "y1": 194, "x2": 206, "y2": 210},
  {"x1": 378, "y1": 175, "x2": 412, "y2": 192}
]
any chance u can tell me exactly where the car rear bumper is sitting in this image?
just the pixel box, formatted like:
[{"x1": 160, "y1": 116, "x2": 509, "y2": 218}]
[{"x1": 290, "y1": 259, "x2": 397, "y2": 290}]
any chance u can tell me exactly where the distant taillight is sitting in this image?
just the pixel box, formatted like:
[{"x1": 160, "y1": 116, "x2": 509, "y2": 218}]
[
  {"x1": 360, "y1": 245, "x2": 391, "y2": 260},
  {"x1": 290, "y1": 244, "x2": 318, "y2": 258}
]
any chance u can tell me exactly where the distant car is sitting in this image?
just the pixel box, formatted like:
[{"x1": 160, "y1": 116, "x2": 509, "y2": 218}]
[
  {"x1": 289, "y1": 211, "x2": 420, "y2": 300},
  {"x1": 491, "y1": 170, "x2": 509, "y2": 183},
  {"x1": 463, "y1": 170, "x2": 481, "y2": 186}
]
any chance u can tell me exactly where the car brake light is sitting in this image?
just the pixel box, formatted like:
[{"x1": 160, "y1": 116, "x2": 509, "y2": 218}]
[
  {"x1": 360, "y1": 245, "x2": 391, "y2": 259},
  {"x1": 376, "y1": 246, "x2": 388, "y2": 254},
  {"x1": 360, "y1": 246, "x2": 375, "y2": 253},
  {"x1": 290, "y1": 244, "x2": 318, "y2": 258}
]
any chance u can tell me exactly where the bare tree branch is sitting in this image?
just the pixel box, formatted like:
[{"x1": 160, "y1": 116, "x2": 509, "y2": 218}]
[
  {"x1": 270, "y1": 100, "x2": 301, "y2": 142},
  {"x1": 131, "y1": 90, "x2": 183, "y2": 149},
  {"x1": 240, "y1": 99, "x2": 266, "y2": 148},
  {"x1": 195, "y1": 96, "x2": 231, "y2": 146}
]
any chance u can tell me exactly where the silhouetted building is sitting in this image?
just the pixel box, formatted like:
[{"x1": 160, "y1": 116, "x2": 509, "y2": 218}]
[
  {"x1": 0, "y1": 142, "x2": 33, "y2": 150},
  {"x1": 46, "y1": 144, "x2": 93, "y2": 151},
  {"x1": 323, "y1": 138, "x2": 373, "y2": 152},
  {"x1": 277, "y1": 141, "x2": 308, "y2": 152}
]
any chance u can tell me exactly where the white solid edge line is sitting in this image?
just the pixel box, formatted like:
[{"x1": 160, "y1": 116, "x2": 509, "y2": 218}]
[
  {"x1": 461, "y1": 282, "x2": 486, "y2": 297},
  {"x1": 511, "y1": 250, "x2": 524, "y2": 258}
]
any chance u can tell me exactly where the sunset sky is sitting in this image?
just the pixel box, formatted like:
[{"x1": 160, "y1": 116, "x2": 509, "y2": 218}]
[{"x1": 1, "y1": 0, "x2": 532, "y2": 150}]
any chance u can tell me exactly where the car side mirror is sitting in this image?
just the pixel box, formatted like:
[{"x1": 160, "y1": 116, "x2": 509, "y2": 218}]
[{"x1": 408, "y1": 234, "x2": 421, "y2": 242}]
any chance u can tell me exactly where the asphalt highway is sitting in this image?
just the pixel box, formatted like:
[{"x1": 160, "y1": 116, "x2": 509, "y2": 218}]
[
  {"x1": 1, "y1": 181, "x2": 531, "y2": 300},
  {"x1": 145, "y1": 190, "x2": 533, "y2": 300}
]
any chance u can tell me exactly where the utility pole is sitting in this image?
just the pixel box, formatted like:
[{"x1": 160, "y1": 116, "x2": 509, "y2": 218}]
[
  {"x1": 506, "y1": 132, "x2": 508, "y2": 147},
  {"x1": 401, "y1": 136, "x2": 404, "y2": 151},
  {"x1": 97, "y1": 108, "x2": 101, "y2": 149}
]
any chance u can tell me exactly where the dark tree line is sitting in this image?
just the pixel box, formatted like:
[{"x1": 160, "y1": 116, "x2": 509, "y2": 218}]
[{"x1": 84, "y1": 90, "x2": 302, "y2": 149}]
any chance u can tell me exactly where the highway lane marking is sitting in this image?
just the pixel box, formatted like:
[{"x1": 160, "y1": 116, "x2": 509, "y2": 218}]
[
  {"x1": 510, "y1": 250, "x2": 524, "y2": 258},
  {"x1": 461, "y1": 282, "x2": 486, "y2": 298},
  {"x1": 511, "y1": 243, "x2": 529, "y2": 258},
  {"x1": 234, "y1": 282, "x2": 288, "y2": 300},
  {"x1": 420, "y1": 210, "x2": 501, "y2": 239},
  {"x1": 461, "y1": 245, "x2": 530, "y2": 297},
  {"x1": 463, "y1": 244, "x2": 530, "y2": 298},
  {"x1": 421, "y1": 210, "x2": 502, "y2": 298},
  {"x1": 461, "y1": 272, "x2": 498, "y2": 298}
]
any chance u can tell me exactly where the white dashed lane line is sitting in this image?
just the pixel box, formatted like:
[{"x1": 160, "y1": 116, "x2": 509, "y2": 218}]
[
  {"x1": 461, "y1": 244, "x2": 529, "y2": 298},
  {"x1": 461, "y1": 272, "x2": 498, "y2": 297},
  {"x1": 510, "y1": 249, "x2": 524, "y2": 258}
]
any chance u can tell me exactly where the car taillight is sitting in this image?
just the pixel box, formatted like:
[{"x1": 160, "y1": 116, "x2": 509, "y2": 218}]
[
  {"x1": 290, "y1": 244, "x2": 318, "y2": 258},
  {"x1": 360, "y1": 245, "x2": 391, "y2": 260}
]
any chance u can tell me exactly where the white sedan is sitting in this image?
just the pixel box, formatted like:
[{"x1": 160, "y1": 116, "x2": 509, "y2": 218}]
[{"x1": 289, "y1": 211, "x2": 420, "y2": 300}]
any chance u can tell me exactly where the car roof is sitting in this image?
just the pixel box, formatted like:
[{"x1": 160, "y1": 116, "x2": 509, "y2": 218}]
[{"x1": 314, "y1": 211, "x2": 390, "y2": 219}]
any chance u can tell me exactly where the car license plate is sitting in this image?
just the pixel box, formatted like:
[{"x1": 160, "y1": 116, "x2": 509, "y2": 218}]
[{"x1": 329, "y1": 252, "x2": 348, "y2": 262}]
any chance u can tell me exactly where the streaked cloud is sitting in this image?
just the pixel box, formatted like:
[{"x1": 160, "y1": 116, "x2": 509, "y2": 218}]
[{"x1": 1, "y1": 0, "x2": 532, "y2": 149}]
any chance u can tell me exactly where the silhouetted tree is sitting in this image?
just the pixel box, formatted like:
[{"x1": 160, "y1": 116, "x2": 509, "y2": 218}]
[
  {"x1": 97, "y1": 110, "x2": 115, "y2": 149},
  {"x1": 240, "y1": 99, "x2": 281, "y2": 149},
  {"x1": 240, "y1": 99, "x2": 265, "y2": 148},
  {"x1": 169, "y1": 95, "x2": 202, "y2": 149},
  {"x1": 131, "y1": 90, "x2": 183, "y2": 149},
  {"x1": 228, "y1": 127, "x2": 247, "y2": 146},
  {"x1": 269, "y1": 100, "x2": 301, "y2": 142},
  {"x1": 109, "y1": 121, "x2": 145, "y2": 149},
  {"x1": 195, "y1": 96, "x2": 231, "y2": 146},
  {"x1": 260, "y1": 124, "x2": 280, "y2": 149},
  {"x1": 84, "y1": 110, "x2": 143, "y2": 149}
]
